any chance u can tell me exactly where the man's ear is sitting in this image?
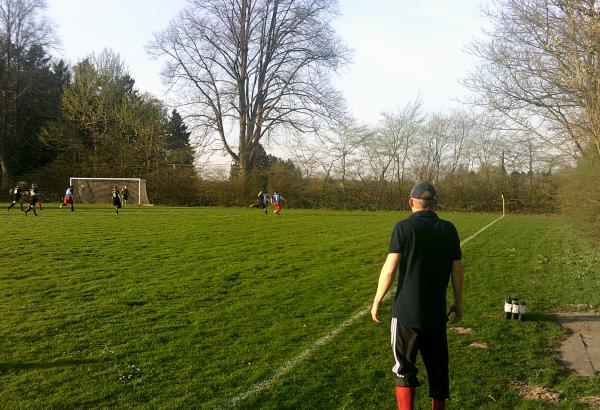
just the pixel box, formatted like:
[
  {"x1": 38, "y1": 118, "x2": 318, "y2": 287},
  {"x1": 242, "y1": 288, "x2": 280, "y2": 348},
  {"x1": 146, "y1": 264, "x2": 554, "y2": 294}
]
[{"x1": 408, "y1": 197, "x2": 413, "y2": 209}]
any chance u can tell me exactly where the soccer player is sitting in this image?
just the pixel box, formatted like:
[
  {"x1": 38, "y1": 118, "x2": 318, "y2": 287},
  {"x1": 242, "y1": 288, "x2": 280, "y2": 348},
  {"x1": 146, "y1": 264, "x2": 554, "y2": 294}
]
[
  {"x1": 7, "y1": 184, "x2": 24, "y2": 211},
  {"x1": 271, "y1": 191, "x2": 287, "y2": 215},
  {"x1": 112, "y1": 185, "x2": 122, "y2": 214},
  {"x1": 371, "y1": 182, "x2": 464, "y2": 410},
  {"x1": 24, "y1": 183, "x2": 39, "y2": 216},
  {"x1": 251, "y1": 190, "x2": 270, "y2": 215},
  {"x1": 121, "y1": 185, "x2": 130, "y2": 206},
  {"x1": 60, "y1": 185, "x2": 75, "y2": 211},
  {"x1": 36, "y1": 187, "x2": 43, "y2": 210}
]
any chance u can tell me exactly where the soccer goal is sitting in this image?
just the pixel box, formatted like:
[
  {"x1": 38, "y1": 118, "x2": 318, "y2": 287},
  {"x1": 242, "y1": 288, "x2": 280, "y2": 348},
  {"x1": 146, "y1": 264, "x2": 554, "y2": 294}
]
[{"x1": 69, "y1": 177, "x2": 150, "y2": 205}]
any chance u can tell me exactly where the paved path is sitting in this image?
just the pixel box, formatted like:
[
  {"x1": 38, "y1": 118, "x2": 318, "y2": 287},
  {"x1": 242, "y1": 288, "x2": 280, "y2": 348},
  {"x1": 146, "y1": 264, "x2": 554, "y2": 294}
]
[{"x1": 556, "y1": 313, "x2": 600, "y2": 377}]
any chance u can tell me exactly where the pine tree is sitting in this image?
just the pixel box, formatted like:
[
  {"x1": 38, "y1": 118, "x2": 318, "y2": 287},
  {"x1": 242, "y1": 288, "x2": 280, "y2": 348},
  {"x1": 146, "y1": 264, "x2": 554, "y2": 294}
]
[{"x1": 166, "y1": 109, "x2": 194, "y2": 165}]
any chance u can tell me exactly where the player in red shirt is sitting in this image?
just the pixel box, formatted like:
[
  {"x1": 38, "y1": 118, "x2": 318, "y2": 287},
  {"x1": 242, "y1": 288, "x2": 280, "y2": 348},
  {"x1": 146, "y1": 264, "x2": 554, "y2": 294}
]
[{"x1": 271, "y1": 192, "x2": 287, "y2": 215}]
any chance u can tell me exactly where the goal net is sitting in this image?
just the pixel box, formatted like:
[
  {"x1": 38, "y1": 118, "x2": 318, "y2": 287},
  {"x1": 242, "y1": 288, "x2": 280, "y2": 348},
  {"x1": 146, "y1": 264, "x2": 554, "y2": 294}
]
[{"x1": 69, "y1": 177, "x2": 150, "y2": 205}]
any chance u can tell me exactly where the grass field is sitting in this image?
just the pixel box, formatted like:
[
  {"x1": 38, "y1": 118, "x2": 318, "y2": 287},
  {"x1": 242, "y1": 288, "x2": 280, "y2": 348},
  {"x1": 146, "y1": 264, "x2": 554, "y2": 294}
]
[{"x1": 1, "y1": 205, "x2": 600, "y2": 409}]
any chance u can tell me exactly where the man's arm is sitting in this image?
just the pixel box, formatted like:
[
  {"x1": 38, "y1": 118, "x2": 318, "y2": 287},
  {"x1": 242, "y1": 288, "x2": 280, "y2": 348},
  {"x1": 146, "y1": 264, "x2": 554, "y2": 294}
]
[
  {"x1": 371, "y1": 252, "x2": 400, "y2": 323},
  {"x1": 448, "y1": 260, "x2": 464, "y2": 324}
]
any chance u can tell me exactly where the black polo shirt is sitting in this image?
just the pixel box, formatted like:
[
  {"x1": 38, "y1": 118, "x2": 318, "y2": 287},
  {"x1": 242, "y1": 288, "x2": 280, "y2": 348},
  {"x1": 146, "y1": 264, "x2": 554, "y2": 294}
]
[{"x1": 388, "y1": 210, "x2": 461, "y2": 328}]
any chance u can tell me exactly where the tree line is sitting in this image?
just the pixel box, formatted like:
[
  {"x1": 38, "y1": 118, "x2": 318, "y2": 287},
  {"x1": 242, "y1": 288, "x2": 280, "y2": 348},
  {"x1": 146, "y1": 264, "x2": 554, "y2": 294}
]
[
  {"x1": 464, "y1": 0, "x2": 600, "y2": 240},
  {"x1": 0, "y1": 0, "x2": 196, "y2": 204},
  {"x1": 194, "y1": 99, "x2": 560, "y2": 214},
  {"x1": 1, "y1": 0, "x2": 598, "y2": 238}
]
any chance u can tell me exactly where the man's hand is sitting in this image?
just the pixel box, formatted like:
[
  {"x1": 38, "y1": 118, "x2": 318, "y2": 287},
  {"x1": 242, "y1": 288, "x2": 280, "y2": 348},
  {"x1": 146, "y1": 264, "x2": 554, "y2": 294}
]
[
  {"x1": 371, "y1": 300, "x2": 382, "y2": 323},
  {"x1": 448, "y1": 303, "x2": 462, "y2": 324},
  {"x1": 450, "y1": 261, "x2": 463, "y2": 325}
]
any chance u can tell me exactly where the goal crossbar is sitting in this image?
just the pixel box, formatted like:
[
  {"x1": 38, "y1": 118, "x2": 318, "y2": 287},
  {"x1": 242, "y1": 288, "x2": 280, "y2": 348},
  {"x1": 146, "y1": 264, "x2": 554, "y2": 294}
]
[{"x1": 69, "y1": 177, "x2": 147, "y2": 205}]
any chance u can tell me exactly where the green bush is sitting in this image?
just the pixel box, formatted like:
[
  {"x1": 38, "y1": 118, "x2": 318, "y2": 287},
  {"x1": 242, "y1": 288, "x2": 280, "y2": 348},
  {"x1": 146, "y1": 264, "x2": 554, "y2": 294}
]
[{"x1": 560, "y1": 152, "x2": 600, "y2": 243}]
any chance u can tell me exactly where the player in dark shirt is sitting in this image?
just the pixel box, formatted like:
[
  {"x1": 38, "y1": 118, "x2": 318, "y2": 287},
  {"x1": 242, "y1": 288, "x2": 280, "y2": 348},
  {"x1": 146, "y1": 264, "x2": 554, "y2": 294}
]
[
  {"x1": 112, "y1": 185, "x2": 122, "y2": 214},
  {"x1": 250, "y1": 190, "x2": 270, "y2": 215},
  {"x1": 371, "y1": 182, "x2": 464, "y2": 410},
  {"x1": 121, "y1": 186, "x2": 129, "y2": 206},
  {"x1": 8, "y1": 184, "x2": 24, "y2": 211},
  {"x1": 24, "y1": 183, "x2": 39, "y2": 216}
]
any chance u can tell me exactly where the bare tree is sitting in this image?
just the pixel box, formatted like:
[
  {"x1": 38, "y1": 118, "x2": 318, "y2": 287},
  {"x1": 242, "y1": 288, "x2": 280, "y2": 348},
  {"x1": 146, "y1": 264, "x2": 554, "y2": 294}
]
[
  {"x1": 318, "y1": 118, "x2": 368, "y2": 187},
  {"x1": 284, "y1": 132, "x2": 320, "y2": 179},
  {"x1": 414, "y1": 114, "x2": 452, "y2": 182},
  {"x1": 464, "y1": 0, "x2": 600, "y2": 159},
  {"x1": 446, "y1": 109, "x2": 478, "y2": 179},
  {"x1": 149, "y1": 0, "x2": 350, "y2": 176},
  {"x1": 356, "y1": 131, "x2": 394, "y2": 208},
  {"x1": 0, "y1": 0, "x2": 55, "y2": 188},
  {"x1": 377, "y1": 98, "x2": 424, "y2": 198},
  {"x1": 471, "y1": 121, "x2": 503, "y2": 183}
]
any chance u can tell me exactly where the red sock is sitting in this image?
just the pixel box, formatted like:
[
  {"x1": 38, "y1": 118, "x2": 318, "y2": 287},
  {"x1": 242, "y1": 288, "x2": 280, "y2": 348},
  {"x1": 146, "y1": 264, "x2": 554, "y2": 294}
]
[
  {"x1": 432, "y1": 398, "x2": 446, "y2": 410},
  {"x1": 395, "y1": 387, "x2": 415, "y2": 410}
]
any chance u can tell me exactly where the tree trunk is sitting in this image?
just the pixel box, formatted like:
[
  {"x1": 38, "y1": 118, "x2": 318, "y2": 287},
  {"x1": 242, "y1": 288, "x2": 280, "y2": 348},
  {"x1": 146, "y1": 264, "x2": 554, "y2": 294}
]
[{"x1": 0, "y1": 153, "x2": 8, "y2": 189}]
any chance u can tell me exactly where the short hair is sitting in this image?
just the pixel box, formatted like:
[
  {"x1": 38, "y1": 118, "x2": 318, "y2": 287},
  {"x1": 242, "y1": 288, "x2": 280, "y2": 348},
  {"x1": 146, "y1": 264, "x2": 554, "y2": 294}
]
[{"x1": 412, "y1": 197, "x2": 437, "y2": 209}]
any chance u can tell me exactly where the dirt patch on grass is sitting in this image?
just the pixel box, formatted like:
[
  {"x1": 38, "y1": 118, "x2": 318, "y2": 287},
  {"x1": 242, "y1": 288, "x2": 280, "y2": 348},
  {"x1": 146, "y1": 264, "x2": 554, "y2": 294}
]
[
  {"x1": 508, "y1": 381, "x2": 561, "y2": 404},
  {"x1": 580, "y1": 396, "x2": 600, "y2": 408},
  {"x1": 567, "y1": 303, "x2": 590, "y2": 310},
  {"x1": 469, "y1": 342, "x2": 489, "y2": 349},
  {"x1": 450, "y1": 326, "x2": 474, "y2": 334}
]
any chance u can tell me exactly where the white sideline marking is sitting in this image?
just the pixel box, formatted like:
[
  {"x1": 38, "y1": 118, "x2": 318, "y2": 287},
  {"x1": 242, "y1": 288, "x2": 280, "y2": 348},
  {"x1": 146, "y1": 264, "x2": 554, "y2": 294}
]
[
  {"x1": 218, "y1": 305, "x2": 371, "y2": 409},
  {"x1": 459, "y1": 215, "x2": 504, "y2": 247},
  {"x1": 217, "y1": 214, "x2": 505, "y2": 409}
]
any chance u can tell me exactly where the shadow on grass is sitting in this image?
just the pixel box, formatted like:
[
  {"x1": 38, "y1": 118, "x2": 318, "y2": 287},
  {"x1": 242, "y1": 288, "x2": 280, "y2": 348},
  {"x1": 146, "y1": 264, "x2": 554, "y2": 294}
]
[
  {"x1": 555, "y1": 313, "x2": 600, "y2": 323},
  {"x1": 519, "y1": 312, "x2": 556, "y2": 322},
  {"x1": 0, "y1": 357, "x2": 107, "y2": 372}
]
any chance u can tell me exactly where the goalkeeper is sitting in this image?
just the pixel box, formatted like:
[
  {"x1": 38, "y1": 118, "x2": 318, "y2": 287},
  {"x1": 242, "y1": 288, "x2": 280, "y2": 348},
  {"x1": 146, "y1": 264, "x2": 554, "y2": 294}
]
[{"x1": 120, "y1": 186, "x2": 130, "y2": 206}]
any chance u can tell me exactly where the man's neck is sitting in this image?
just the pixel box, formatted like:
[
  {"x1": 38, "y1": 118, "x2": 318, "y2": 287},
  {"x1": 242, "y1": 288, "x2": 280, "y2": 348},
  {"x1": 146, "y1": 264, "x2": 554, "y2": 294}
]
[{"x1": 411, "y1": 207, "x2": 434, "y2": 213}]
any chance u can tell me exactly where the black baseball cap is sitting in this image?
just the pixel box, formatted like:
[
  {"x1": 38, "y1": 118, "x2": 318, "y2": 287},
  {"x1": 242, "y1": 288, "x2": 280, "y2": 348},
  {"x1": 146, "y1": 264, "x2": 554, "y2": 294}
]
[{"x1": 410, "y1": 182, "x2": 437, "y2": 200}]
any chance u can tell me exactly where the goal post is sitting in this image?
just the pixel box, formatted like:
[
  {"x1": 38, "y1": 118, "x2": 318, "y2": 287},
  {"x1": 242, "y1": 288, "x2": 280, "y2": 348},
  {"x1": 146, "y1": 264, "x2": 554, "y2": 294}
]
[{"x1": 69, "y1": 177, "x2": 150, "y2": 205}]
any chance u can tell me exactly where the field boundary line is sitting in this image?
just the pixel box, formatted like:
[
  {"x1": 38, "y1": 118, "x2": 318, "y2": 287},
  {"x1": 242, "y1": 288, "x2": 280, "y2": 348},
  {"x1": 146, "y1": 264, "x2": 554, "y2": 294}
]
[
  {"x1": 459, "y1": 214, "x2": 504, "y2": 247},
  {"x1": 217, "y1": 214, "x2": 505, "y2": 409},
  {"x1": 218, "y1": 305, "x2": 371, "y2": 409}
]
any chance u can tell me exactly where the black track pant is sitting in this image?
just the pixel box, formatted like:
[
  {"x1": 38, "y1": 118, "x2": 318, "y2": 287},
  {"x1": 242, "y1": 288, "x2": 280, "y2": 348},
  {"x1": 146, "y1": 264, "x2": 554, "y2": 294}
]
[{"x1": 390, "y1": 318, "x2": 449, "y2": 400}]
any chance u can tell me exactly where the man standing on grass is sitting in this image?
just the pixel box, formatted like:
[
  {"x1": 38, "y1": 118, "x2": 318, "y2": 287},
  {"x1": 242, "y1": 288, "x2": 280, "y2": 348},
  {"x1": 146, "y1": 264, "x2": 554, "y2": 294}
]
[
  {"x1": 36, "y1": 186, "x2": 44, "y2": 210},
  {"x1": 121, "y1": 185, "x2": 130, "y2": 206},
  {"x1": 371, "y1": 182, "x2": 464, "y2": 410}
]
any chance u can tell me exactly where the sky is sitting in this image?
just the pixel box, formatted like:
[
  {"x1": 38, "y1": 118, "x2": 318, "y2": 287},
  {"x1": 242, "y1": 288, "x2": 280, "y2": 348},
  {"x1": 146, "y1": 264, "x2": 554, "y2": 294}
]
[
  {"x1": 332, "y1": 0, "x2": 489, "y2": 122},
  {"x1": 46, "y1": 0, "x2": 490, "y2": 166},
  {"x1": 46, "y1": 0, "x2": 489, "y2": 122},
  {"x1": 46, "y1": 0, "x2": 189, "y2": 97}
]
